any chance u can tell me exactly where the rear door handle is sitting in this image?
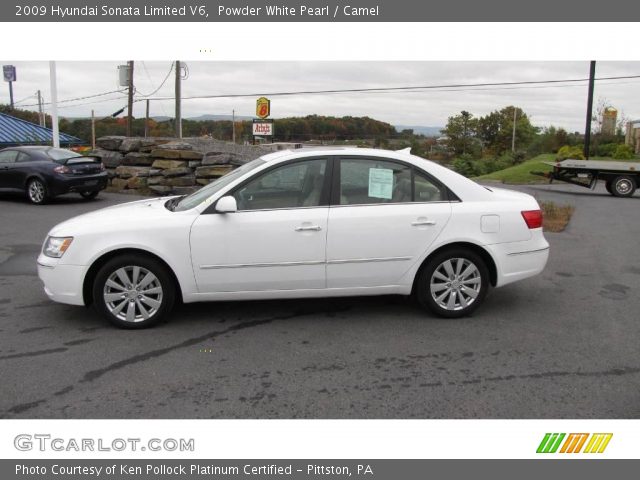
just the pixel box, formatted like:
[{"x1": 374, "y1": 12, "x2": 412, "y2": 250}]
[
  {"x1": 411, "y1": 220, "x2": 436, "y2": 226},
  {"x1": 295, "y1": 225, "x2": 322, "y2": 232}
]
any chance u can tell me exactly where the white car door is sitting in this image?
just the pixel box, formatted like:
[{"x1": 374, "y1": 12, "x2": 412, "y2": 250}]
[
  {"x1": 327, "y1": 157, "x2": 452, "y2": 289},
  {"x1": 190, "y1": 158, "x2": 330, "y2": 293}
]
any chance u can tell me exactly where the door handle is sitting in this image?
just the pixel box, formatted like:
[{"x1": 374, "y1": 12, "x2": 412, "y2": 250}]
[
  {"x1": 295, "y1": 225, "x2": 322, "y2": 232},
  {"x1": 411, "y1": 220, "x2": 436, "y2": 226}
]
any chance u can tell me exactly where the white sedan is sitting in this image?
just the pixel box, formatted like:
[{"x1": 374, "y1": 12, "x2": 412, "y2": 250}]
[{"x1": 37, "y1": 148, "x2": 549, "y2": 328}]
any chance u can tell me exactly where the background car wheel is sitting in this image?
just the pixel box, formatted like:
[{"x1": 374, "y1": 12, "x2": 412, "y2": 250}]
[
  {"x1": 605, "y1": 180, "x2": 613, "y2": 195},
  {"x1": 611, "y1": 175, "x2": 636, "y2": 198},
  {"x1": 416, "y1": 248, "x2": 489, "y2": 318},
  {"x1": 92, "y1": 254, "x2": 176, "y2": 329},
  {"x1": 26, "y1": 178, "x2": 48, "y2": 205},
  {"x1": 79, "y1": 190, "x2": 99, "y2": 200}
]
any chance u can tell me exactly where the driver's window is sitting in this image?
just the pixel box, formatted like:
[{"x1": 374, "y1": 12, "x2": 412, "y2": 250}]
[
  {"x1": 233, "y1": 159, "x2": 327, "y2": 211},
  {"x1": 0, "y1": 150, "x2": 18, "y2": 164}
]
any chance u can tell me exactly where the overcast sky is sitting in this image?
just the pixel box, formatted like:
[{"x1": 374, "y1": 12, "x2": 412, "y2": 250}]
[{"x1": 3, "y1": 61, "x2": 640, "y2": 131}]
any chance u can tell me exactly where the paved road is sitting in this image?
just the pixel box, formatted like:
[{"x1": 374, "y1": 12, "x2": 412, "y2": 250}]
[{"x1": 0, "y1": 185, "x2": 639, "y2": 419}]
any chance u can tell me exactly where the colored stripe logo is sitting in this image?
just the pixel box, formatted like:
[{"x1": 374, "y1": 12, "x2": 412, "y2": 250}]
[{"x1": 537, "y1": 433, "x2": 612, "y2": 453}]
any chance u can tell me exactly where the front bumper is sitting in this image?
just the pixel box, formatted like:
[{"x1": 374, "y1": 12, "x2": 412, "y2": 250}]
[
  {"x1": 48, "y1": 171, "x2": 109, "y2": 196},
  {"x1": 37, "y1": 254, "x2": 86, "y2": 306}
]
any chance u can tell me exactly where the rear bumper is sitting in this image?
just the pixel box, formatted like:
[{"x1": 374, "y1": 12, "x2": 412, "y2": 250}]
[
  {"x1": 48, "y1": 172, "x2": 108, "y2": 196},
  {"x1": 37, "y1": 254, "x2": 86, "y2": 306},
  {"x1": 486, "y1": 231, "x2": 550, "y2": 287}
]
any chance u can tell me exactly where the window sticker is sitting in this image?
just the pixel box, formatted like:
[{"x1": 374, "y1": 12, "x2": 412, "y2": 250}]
[{"x1": 368, "y1": 168, "x2": 394, "y2": 199}]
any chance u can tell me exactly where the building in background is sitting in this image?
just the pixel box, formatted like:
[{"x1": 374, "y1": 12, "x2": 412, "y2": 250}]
[
  {"x1": 625, "y1": 120, "x2": 640, "y2": 154},
  {"x1": 0, "y1": 112, "x2": 82, "y2": 148},
  {"x1": 601, "y1": 107, "x2": 618, "y2": 136}
]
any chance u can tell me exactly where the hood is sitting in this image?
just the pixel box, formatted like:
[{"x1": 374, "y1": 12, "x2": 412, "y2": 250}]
[{"x1": 49, "y1": 196, "x2": 183, "y2": 236}]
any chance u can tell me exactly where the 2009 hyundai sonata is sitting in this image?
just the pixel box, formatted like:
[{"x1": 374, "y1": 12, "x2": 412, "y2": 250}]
[{"x1": 37, "y1": 148, "x2": 549, "y2": 328}]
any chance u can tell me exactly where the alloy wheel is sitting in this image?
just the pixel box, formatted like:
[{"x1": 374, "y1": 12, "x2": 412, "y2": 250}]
[
  {"x1": 103, "y1": 266, "x2": 164, "y2": 323},
  {"x1": 28, "y1": 180, "x2": 45, "y2": 203},
  {"x1": 429, "y1": 257, "x2": 482, "y2": 311}
]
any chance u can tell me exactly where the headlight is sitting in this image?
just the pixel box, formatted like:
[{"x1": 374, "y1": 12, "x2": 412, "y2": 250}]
[{"x1": 43, "y1": 236, "x2": 74, "y2": 258}]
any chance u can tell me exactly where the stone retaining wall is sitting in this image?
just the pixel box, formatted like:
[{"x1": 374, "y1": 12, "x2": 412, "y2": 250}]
[{"x1": 90, "y1": 136, "x2": 272, "y2": 196}]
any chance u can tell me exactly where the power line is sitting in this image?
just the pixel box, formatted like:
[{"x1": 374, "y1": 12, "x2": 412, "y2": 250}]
[
  {"x1": 19, "y1": 89, "x2": 128, "y2": 108},
  {"x1": 136, "y1": 61, "x2": 174, "y2": 97},
  {"x1": 136, "y1": 74, "x2": 640, "y2": 102}
]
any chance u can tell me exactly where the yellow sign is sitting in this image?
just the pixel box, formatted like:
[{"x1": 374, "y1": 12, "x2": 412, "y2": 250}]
[{"x1": 256, "y1": 97, "x2": 270, "y2": 119}]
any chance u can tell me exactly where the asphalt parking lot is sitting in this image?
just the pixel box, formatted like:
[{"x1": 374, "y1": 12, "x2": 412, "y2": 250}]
[{"x1": 0, "y1": 185, "x2": 639, "y2": 419}]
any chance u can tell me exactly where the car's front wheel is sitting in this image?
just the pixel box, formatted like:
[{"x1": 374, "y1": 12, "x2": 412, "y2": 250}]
[
  {"x1": 26, "y1": 178, "x2": 48, "y2": 205},
  {"x1": 416, "y1": 248, "x2": 489, "y2": 318},
  {"x1": 92, "y1": 255, "x2": 176, "y2": 328}
]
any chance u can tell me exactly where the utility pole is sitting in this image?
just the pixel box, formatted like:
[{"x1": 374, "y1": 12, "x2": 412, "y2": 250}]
[
  {"x1": 3, "y1": 65, "x2": 17, "y2": 109},
  {"x1": 145, "y1": 99, "x2": 150, "y2": 138},
  {"x1": 511, "y1": 107, "x2": 517, "y2": 152},
  {"x1": 49, "y1": 61, "x2": 60, "y2": 148},
  {"x1": 175, "y1": 60, "x2": 182, "y2": 139},
  {"x1": 126, "y1": 60, "x2": 134, "y2": 137},
  {"x1": 37, "y1": 90, "x2": 44, "y2": 126},
  {"x1": 584, "y1": 60, "x2": 596, "y2": 159},
  {"x1": 232, "y1": 109, "x2": 236, "y2": 143},
  {"x1": 91, "y1": 110, "x2": 96, "y2": 150}
]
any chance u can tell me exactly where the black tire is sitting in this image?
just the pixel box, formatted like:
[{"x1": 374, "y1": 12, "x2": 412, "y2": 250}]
[
  {"x1": 611, "y1": 175, "x2": 636, "y2": 198},
  {"x1": 26, "y1": 178, "x2": 49, "y2": 205},
  {"x1": 416, "y1": 248, "x2": 489, "y2": 318},
  {"x1": 605, "y1": 180, "x2": 613, "y2": 195},
  {"x1": 92, "y1": 254, "x2": 176, "y2": 329},
  {"x1": 80, "y1": 190, "x2": 99, "y2": 200}
]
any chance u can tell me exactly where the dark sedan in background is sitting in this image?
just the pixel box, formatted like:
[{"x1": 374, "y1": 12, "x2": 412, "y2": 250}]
[{"x1": 0, "y1": 146, "x2": 108, "y2": 204}]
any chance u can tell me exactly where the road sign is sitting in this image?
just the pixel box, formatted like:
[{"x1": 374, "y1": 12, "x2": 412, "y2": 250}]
[
  {"x1": 256, "y1": 97, "x2": 270, "y2": 119},
  {"x1": 3, "y1": 65, "x2": 16, "y2": 82},
  {"x1": 253, "y1": 119, "x2": 274, "y2": 136}
]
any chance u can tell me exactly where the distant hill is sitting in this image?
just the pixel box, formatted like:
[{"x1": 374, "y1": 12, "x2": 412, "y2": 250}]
[
  {"x1": 395, "y1": 125, "x2": 443, "y2": 137},
  {"x1": 151, "y1": 114, "x2": 253, "y2": 122}
]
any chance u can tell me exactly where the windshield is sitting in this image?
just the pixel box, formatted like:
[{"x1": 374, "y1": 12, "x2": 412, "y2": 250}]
[
  {"x1": 46, "y1": 148, "x2": 83, "y2": 161},
  {"x1": 173, "y1": 158, "x2": 266, "y2": 212}
]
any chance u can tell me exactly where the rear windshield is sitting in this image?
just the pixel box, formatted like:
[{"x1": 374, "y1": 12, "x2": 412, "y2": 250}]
[{"x1": 46, "y1": 148, "x2": 83, "y2": 161}]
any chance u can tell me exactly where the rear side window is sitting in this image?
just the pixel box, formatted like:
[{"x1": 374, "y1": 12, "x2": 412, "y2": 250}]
[
  {"x1": 413, "y1": 169, "x2": 447, "y2": 202},
  {"x1": 17, "y1": 152, "x2": 32, "y2": 162},
  {"x1": 339, "y1": 158, "x2": 411, "y2": 205}
]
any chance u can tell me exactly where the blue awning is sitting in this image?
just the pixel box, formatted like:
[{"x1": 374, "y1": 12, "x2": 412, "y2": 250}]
[{"x1": 0, "y1": 112, "x2": 83, "y2": 146}]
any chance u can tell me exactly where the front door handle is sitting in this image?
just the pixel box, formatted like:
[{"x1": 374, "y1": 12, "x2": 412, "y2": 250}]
[
  {"x1": 295, "y1": 225, "x2": 322, "y2": 232},
  {"x1": 411, "y1": 220, "x2": 436, "y2": 226}
]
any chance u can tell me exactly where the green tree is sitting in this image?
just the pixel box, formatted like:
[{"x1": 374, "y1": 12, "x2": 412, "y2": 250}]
[
  {"x1": 442, "y1": 111, "x2": 478, "y2": 156},
  {"x1": 477, "y1": 106, "x2": 538, "y2": 154}
]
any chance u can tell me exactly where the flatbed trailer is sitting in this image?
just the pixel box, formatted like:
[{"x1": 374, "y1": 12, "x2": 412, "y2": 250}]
[{"x1": 532, "y1": 159, "x2": 640, "y2": 197}]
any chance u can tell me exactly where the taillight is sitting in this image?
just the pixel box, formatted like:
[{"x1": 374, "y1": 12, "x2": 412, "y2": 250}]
[
  {"x1": 53, "y1": 165, "x2": 71, "y2": 174},
  {"x1": 521, "y1": 210, "x2": 543, "y2": 229}
]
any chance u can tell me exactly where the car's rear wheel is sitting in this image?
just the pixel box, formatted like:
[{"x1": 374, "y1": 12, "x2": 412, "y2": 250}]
[
  {"x1": 92, "y1": 255, "x2": 176, "y2": 328},
  {"x1": 80, "y1": 190, "x2": 99, "y2": 200},
  {"x1": 611, "y1": 175, "x2": 636, "y2": 198},
  {"x1": 416, "y1": 248, "x2": 489, "y2": 318},
  {"x1": 26, "y1": 178, "x2": 48, "y2": 205}
]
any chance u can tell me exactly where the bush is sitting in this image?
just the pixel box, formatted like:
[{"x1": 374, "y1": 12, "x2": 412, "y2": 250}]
[
  {"x1": 595, "y1": 143, "x2": 618, "y2": 157},
  {"x1": 452, "y1": 154, "x2": 476, "y2": 177},
  {"x1": 556, "y1": 145, "x2": 585, "y2": 161},
  {"x1": 613, "y1": 144, "x2": 635, "y2": 160}
]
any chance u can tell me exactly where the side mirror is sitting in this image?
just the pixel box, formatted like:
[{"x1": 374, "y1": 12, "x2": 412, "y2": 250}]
[{"x1": 215, "y1": 195, "x2": 238, "y2": 213}]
